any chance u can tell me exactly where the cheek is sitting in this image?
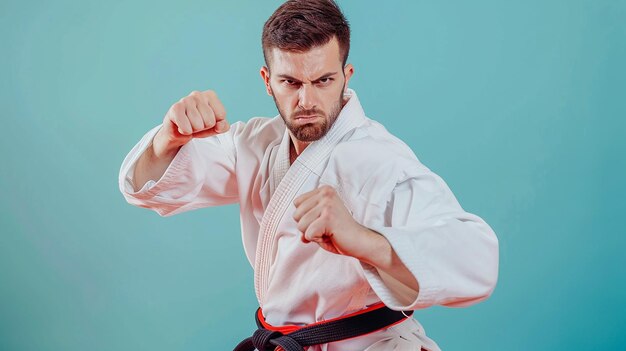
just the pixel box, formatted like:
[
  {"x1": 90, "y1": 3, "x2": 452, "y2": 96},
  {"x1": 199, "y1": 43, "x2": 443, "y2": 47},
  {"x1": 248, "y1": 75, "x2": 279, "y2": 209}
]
[
  {"x1": 276, "y1": 91, "x2": 298, "y2": 106},
  {"x1": 322, "y1": 86, "x2": 342, "y2": 108},
  {"x1": 273, "y1": 92, "x2": 298, "y2": 113}
]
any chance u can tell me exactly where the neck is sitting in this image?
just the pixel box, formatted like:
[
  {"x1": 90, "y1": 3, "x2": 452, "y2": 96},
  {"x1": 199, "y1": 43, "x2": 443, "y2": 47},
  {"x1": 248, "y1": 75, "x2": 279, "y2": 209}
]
[{"x1": 289, "y1": 136, "x2": 310, "y2": 164}]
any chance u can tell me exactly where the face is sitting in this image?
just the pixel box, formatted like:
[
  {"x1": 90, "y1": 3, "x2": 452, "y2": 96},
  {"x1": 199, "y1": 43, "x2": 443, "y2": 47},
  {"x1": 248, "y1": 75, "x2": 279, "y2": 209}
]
[{"x1": 261, "y1": 37, "x2": 354, "y2": 142}]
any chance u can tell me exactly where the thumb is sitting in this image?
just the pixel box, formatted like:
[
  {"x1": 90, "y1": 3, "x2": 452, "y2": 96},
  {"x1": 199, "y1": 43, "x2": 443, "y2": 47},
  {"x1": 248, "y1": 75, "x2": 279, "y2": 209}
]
[
  {"x1": 214, "y1": 119, "x2": 230, "y2": 133},
  {"x1": 191, "y1": 129, "x2": 219, "y2": 139},
  {"x1": 192, "y1": 120, "x2": 230, "y2": 139}
]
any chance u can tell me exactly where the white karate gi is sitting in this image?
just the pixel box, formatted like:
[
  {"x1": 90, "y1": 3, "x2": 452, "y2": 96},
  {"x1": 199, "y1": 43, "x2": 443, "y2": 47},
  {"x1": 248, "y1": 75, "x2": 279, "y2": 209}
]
[{"x1": 119, "y1": 89, "x2": 499, "y2": 351}]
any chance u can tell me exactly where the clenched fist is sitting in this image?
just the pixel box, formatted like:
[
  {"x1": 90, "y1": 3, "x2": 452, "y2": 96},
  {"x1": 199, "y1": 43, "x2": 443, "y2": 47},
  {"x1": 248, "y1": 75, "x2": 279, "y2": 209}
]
[
  {"x1": 153, "y1": 90, "x2": 230, "y2": 158},
  {"x1": 293, "y1": 185, "x2": 380, "y2": 259},
  {"x1": 292, "y1": 185, "x2": 419, "y2": 293}
]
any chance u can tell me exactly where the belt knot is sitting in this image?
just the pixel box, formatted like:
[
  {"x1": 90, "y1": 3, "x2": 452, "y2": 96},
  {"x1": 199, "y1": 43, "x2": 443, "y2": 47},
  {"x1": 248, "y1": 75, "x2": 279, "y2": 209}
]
[{"x1": 251, "y1": 328, "x2": 304, "y2": 351}]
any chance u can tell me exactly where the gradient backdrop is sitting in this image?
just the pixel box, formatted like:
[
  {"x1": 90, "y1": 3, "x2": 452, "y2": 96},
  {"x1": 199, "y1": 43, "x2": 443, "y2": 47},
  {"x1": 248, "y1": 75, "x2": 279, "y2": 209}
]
[{"x1": 1, "y1": 0, "x2": 625, "y2": 350}]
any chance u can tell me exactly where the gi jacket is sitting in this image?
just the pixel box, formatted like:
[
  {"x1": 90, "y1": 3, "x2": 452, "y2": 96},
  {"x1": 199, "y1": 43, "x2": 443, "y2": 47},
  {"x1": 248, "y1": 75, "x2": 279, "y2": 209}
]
[{"x1": 119, "y1": 89, "x2": 499, "y2": 350}]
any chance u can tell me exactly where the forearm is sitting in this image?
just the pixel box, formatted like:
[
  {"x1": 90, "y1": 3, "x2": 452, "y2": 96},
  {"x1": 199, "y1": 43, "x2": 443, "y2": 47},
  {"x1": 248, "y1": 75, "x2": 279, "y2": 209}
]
[
  {"x1": 132, "y1": 130, "x2": 180, "y2": 192},
  {"x1": 356, "y1": 227, "x2": 420, "y2": 293}
]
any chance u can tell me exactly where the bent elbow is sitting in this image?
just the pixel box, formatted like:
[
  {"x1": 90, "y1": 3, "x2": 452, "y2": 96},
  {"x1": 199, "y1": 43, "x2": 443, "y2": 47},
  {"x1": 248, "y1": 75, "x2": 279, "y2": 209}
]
[
  {"x1": 478, "y1": 225, "x2": 499, "y2": 300},
  {"x1": 443, "y1": 225, "x2": 499, "y2": 308},
  {"x1": 452, "y1": 229, "x2": 499, "y2": 307}
]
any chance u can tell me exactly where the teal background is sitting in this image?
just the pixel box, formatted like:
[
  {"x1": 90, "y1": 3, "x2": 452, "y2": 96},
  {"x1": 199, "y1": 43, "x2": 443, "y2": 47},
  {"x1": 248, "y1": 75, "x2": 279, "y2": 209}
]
[{"x1": 1, "y1": 0, "x2": 625, "y2": 349}]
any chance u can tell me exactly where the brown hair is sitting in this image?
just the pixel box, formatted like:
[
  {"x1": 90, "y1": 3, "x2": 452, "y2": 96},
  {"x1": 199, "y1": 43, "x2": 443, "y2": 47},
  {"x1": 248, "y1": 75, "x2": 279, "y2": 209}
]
[{"x1": 262, "y1": 0, "x2": 351, "y2": 69}]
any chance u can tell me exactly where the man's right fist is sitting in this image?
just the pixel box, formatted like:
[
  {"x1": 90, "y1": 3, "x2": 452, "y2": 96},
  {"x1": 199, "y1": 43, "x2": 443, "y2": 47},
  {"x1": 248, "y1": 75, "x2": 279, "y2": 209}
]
[{"x1": 153, "y1": 90, "x2": 230, "y2": 158}]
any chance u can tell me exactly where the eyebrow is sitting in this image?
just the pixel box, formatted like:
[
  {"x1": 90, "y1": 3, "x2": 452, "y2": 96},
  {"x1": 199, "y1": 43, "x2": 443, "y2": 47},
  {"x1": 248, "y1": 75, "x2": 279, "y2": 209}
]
[{"x1": 276, "y1": 72, "x2": 338, "y2": 82}]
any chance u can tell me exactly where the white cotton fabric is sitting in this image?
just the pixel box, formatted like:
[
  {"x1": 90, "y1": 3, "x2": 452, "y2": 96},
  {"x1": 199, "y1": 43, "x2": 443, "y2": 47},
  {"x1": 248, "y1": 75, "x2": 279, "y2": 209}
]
[{"x1": 119, "y1": 89, "x2": 498, "y2": 350}]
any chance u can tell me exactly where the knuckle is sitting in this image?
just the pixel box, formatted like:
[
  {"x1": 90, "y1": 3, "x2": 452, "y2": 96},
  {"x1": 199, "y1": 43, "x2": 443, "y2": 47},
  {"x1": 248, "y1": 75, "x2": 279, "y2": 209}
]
[
  {"x1": 321, "y1": 186, "x2": 334, "y2": 197},
  {"x1": 214, "y1": 108, "x2": 226, "y2": 120},
  {"x1": 179, "y1": 96, "x2": 193, "y2": 107},
  {"x1": 205, "y1": 113, "x2": 216, "y2": 125},
  {"x1": 190, "y1": 90, "x2": 201, "y2": 96},
  {"x1": 297, "y1": 223, "x2": 306, "y2": 233},
  {"x1": 205, "y1": 105, "x2": 216, "y2": 117},
  {"x1": 190, "y1": 116, "x2": 203, "y2": 127},
  {"x1": 171, "y1": 102, "x2": 184, "y2": 114}
]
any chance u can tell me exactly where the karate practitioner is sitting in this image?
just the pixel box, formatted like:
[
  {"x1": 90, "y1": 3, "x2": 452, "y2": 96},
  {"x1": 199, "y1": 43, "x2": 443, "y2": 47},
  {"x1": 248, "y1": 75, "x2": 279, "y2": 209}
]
[{"x1": 119, "y1": 1, "x2": 499, "y2": 350}]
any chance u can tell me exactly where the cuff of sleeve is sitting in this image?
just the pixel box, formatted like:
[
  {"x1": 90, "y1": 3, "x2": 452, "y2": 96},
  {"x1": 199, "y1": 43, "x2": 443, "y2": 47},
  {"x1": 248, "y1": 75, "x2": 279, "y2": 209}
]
[
  {"x1": 119, "y1": 125, "x2": 193, "y2": 200},
  {"x1": 132, "y1": 144, "x2": 193, "y2": 200},
  {"x1": 360, "y1": 226, "x2": 441, "y2": 310}
]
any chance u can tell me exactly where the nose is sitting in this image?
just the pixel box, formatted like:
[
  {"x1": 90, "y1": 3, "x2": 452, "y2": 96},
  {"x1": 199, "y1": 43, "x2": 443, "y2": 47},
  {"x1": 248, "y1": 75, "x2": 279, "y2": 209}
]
[{"x1": 298, "y1": 84, "x2": 317, "y2": 111}]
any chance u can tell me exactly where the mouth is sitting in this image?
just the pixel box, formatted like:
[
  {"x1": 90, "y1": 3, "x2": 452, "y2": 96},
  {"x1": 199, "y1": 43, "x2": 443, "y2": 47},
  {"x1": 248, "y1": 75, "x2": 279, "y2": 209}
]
[{"x1": 295, "y1": 115, "x2": 319, "y2": 121}]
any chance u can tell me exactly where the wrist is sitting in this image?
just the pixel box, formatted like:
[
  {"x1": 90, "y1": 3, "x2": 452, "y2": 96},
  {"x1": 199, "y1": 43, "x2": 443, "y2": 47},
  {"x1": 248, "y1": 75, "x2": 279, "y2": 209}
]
[
  {"x1": 354, "y1": 228, "x2": 420, "y2": 292},
  {"x1": 353, "y1": 226, "x2": 393, "y2": 269},
  {"x1": 152, "y1": 127, "x2": 182, "y2": 159}
]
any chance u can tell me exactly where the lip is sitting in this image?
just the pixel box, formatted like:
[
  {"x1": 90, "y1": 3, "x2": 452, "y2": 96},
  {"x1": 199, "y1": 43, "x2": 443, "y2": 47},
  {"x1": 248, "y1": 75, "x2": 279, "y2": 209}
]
[{"x1": 295, "y1": 115, "x2": 319, "y2": 120}]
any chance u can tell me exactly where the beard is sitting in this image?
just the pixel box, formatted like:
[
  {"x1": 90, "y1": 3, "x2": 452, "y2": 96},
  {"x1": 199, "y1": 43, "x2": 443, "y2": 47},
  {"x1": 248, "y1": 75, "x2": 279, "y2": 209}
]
[{"x1": 273, "y1": 88, "x2": 344, "y2": 142}]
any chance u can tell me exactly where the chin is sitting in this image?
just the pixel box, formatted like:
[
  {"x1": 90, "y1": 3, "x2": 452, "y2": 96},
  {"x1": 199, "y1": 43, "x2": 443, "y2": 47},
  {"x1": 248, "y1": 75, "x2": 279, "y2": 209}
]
[{"x1": 293, "y1": 123, "x2": 328, "y2": 142}]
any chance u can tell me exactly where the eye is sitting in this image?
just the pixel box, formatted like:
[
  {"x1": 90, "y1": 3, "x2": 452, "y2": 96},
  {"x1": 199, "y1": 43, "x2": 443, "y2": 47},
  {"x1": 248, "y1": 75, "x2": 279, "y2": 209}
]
[
  {"x1": 317, "y1": 77, "x2": 334, "y2": 86},
  {"x1": 281, "y1": 79, "x2": 300, "y2": 87}
]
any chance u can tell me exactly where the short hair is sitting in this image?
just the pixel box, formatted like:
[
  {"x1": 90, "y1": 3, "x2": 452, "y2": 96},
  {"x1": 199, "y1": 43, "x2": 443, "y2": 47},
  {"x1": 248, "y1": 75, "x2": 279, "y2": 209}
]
[{"x1": 262, "y1": 0, "x2": 351, "y2": 69}]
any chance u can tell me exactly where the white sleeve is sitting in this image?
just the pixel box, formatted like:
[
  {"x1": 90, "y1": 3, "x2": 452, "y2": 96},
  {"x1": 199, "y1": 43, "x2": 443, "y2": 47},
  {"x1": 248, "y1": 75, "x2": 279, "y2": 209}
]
[
  {"x1": 118, "y1": 124, "x2": 239, "y2": 217},
  {"x1": 360, "y1": 165, "x2": 499, "y2": 310}
]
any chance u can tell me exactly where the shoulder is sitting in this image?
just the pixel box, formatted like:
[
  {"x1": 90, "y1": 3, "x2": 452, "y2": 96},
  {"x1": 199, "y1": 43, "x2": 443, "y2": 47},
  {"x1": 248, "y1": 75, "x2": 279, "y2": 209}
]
[
  {"x1": 324, "y1": 118, "x2": 430, "y2": 201},
  {"x1": 230, "y1": 116, "x2": 284, "y2": 141},
  {"x1": 330, "y1": 118, "x2": 424, "y2": 177},
  {"x1": 216, "y1": 116, "x2": 284, "y2": 152}
]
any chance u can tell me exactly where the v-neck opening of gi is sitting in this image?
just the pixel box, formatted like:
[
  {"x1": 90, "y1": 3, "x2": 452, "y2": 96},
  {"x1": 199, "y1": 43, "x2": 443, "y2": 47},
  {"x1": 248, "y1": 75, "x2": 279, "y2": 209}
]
[{"x1": 255, "y1": 89, "x2": 368, "y2": 304}]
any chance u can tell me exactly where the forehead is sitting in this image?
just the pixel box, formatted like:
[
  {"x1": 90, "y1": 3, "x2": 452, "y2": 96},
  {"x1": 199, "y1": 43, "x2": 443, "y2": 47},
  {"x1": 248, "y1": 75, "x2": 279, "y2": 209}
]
[{"x1": 269, "y1": 37, "x2": 343, "y2": 79}]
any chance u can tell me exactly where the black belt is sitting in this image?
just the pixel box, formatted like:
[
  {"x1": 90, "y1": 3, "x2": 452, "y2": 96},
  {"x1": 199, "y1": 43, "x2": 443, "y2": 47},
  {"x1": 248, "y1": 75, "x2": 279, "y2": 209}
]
[{"x1": 233, "y1": 303, "x2": 413, "y2": 351}]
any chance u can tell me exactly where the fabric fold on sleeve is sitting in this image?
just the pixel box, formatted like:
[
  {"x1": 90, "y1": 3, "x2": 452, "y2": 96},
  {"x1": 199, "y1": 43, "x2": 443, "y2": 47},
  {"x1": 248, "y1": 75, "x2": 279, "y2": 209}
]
[
  {"x1": 359, "y1": 165, "x2": 499, "y2": 311},
  {"x1": 118, "y1": 123, "x2": 239, "y2": 217}
]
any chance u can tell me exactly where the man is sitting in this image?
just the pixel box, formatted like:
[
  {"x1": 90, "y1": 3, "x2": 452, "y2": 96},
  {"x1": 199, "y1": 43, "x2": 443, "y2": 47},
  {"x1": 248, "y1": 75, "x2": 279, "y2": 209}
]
[{"x1": 119, "y1": 1, "x2": 499, "y2": 350}]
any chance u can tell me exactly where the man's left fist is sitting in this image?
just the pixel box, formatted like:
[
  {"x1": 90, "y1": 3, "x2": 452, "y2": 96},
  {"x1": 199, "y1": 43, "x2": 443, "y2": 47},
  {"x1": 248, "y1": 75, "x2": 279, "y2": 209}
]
[{"x1": 293, "y1": 185, "x2": 375, "y2": 258}]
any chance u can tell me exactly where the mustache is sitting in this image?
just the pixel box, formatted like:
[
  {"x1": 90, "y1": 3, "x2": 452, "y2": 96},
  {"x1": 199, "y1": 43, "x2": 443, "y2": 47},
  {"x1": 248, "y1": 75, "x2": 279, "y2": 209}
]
[{"x1": 292, "y1": 108, "x2": 325, "y2": 118}]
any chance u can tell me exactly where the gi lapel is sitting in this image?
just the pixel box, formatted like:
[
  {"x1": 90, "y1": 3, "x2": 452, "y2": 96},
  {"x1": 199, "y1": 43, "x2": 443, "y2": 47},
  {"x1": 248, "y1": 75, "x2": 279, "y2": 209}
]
[{"x1": 254, "y1": 89, "x2": 367, "y2": 305}]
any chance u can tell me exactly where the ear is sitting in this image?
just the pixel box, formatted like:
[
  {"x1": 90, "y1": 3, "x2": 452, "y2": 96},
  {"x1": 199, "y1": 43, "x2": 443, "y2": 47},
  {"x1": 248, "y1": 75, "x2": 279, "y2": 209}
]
[
  {"x1": 260, "y1": 66, "x2": 273, "y2": 96},
  {"x1": 342, "y1": 63, "x2": 354, "y2": 94}
]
